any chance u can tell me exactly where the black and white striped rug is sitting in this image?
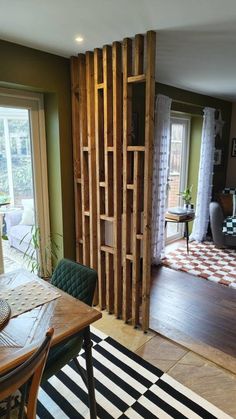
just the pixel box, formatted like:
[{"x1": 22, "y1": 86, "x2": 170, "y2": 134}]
[{"x1": 37, "y1": 328, "x2": 232, "y2": 419}]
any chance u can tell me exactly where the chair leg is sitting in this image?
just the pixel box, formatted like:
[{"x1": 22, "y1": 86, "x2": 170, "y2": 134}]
[
  {"x1": 73, "y1": 357, "x2": 88, "y2": 388},
  {"x1": 83, "y1": 326, "x2": 97, "y2": 419}
]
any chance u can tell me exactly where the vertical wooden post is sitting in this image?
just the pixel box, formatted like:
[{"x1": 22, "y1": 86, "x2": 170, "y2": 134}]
[
  {"x1": 78, "y1": 54, "x2": 90, "y2": 267},
  {"x1": 94, "y1": 48, "x2": 106, "y2": 308},
  {"x1": 71, "y1": 57, "x2": 83, "y2": 263},
  {"x1": 86, "y1": 51, "x2": 97, "y2": 270},
  {"x1": 112, "y1": 41, "x2": 122, "y2": 318},
  {"x1": 142, "y1": 31, "x2": 156, "y2": 331},
  {"x1": 122, "y1": 38, "x2": 133, "y2": 322}
]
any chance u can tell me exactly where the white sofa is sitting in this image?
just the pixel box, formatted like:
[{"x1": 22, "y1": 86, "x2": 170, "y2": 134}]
[{"x1": 5, "y1": 199, "x2": 35, "y2": 255}]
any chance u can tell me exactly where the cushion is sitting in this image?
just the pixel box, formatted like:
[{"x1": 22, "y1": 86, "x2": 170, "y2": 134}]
[
  {"x1": 217, "y1": 193, "x2": 233, "y2": 216},
  {"x1": 21, "y1": 198, "x2": 34, "y2": 209},
  {"x1": 20, "y1": 207, "x2": 34, "y2": 225}
]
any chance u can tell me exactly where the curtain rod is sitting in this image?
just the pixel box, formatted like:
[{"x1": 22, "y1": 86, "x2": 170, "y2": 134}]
[{"x1": 172, "y1": 99, "x2": 204, "y2": 109}]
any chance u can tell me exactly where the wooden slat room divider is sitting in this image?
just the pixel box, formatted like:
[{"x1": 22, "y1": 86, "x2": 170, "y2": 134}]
[{"x1": 71, "y1": 30, "x2": 156, "y2": 330}]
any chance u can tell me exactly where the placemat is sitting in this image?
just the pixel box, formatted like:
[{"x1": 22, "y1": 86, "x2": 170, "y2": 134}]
[
  {"x1": 0, "y1": 299, "x2": 11, "y2": 329},
  {"x1": 0, "y1": 281, "x2": 61, "y2": 318}
]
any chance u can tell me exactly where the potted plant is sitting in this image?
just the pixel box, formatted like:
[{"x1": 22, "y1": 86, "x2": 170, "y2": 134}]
[
  {"x1": 21, "y1": 226, "x2": 62, "y2": 279},
  {"x1": 179, "y1": 185, "x2": 194, "y2": 212}
]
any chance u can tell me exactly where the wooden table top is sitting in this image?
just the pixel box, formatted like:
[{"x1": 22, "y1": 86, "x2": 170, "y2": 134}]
[{"x1": 0, "y1": 269, "x2": 102, "y2": 374}]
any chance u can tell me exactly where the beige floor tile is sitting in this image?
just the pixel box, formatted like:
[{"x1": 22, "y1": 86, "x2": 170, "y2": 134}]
[
  {"x1": 94, "y1": 310, "x2": 154, "y2": 351},
  {"x1": 135, "y1": 334, "x2": 188, "y2": 372},
  {"x1": 169, "y1": 352, "x2": 236, "y2": 418}
]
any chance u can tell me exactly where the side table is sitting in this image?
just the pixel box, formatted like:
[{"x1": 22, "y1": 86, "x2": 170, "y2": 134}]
[{"x1": 165, "y1": 213, "x2": 195, "y2": 253}]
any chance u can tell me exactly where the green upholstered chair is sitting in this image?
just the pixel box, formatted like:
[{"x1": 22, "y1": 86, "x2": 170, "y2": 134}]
[{"x1": 42, "y1": 258, "x2": 98, "y2": 418}]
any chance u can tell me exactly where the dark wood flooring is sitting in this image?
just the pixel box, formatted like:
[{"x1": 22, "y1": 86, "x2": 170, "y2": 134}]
[{"x1": 150, "y1": 266, "x2": 236, "y2": 359}]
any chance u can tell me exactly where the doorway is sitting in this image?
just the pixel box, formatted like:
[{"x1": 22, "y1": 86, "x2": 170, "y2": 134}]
[
  {"x1": 166, "y1": 116, "x2": 190, "y2": 242},
  {"x1": 0, "y1": 88, "x2": 50, "y2": 276}
]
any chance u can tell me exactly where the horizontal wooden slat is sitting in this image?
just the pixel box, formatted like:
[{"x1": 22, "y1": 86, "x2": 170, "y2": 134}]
[
  {"x1": 126, "y1": 254, "x2": 133, "y2": 260},
  {"x1": 136, "y1": 234, "x2": 143, "y2": 240},
  {"x1": 107, "y1": 146, "x2": 114, "y2": 152},
  {"x1": 127, "y1": 146, "x2": 145, "y2": 151},
  {"x1": 100, "y1": 214, "x2": 114, "y2": 222},
  {"x1": 101, "y1": 245, "x2": 115, "y2": 254},
  {"x1": 99, "y1": 181, "x2": 106, "y2": 187},
  {"x1": 127, "y1": 184, "x2": 134, "y2": 190},
  {"x1": 127, "y1": 74, "x2": 145, "y2": 84},
  {"x1": 97, "y1": 83, "x2": 104, "y2": 89},
  {"x1": 84, "y1": 210, "x2": 90, "y2": 216}
]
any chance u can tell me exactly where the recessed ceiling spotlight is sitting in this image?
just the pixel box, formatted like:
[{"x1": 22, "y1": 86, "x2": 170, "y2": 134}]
[{"x1": 75, "y1": 36, "x2": 84, "y2": 43}]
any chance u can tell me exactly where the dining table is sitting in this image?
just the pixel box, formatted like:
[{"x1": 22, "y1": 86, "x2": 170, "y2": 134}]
[{"x1": 0, "y1": 268, "x2": 102, "y2": 417}]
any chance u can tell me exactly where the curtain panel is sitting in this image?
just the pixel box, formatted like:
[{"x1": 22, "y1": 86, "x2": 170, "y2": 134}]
[
  {"x1": 151, "y1": 94, "x2": 172, "y2": 265},
  {"x1": 190, "y1": 107, "x2": 216, "y2": 242}
]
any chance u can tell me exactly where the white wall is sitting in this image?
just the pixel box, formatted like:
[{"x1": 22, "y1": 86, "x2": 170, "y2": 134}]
[{"x1": 226, "y1": 102, "x2": 236, "y2": 186}]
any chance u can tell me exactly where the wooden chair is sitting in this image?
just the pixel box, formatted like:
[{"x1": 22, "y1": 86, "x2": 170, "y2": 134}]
[{"x1": 0, "y1": 328, "x2": 54, "y2": 419}]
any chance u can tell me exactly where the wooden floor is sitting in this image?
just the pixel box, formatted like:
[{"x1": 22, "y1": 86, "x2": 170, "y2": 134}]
[{"x1": 150, "y1": 266, "x2": 236, "y2": 368}]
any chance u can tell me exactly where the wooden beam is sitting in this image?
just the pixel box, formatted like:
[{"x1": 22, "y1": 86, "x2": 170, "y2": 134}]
[
  {"x1": 103, "y1": 45, "x2": 113, "y2": 217},
  {"x1": 71, "y1": 57, "x2": 83, "y2": 263},
  {"x1": 78, "y1": 54, "x2": 90, "y2": 267},
  {"x1": 112, "y1": 41, "x2": 122, "y2": 318},
  {"x1": 134, "y1": 34, "x2": 144, "y2": 75},
  {"x1": 86, "y1": 51, "x2": 98, "y2": 273},
  {"x1": 122, "y1": 37, "x2": 133, "y2": 322},
  {"x1": 142, "y1": 30, "x2": 156, "y2": 331},
  {"x1": 94, "y1": 48, "x2": 106, "y2": 308}
]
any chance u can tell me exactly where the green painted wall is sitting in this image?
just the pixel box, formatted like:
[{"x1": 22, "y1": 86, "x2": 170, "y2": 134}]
[
  {"x1": 0, "y1": 39, "x2": 74, "y2": 261},
  {"x1": 187, "y1": 116, "x2": 203, "y2": 232}
]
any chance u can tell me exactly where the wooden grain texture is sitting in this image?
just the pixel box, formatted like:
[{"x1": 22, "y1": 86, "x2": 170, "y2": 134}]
[
  {"x1": 122, "y1": 37, "x2": 133, "y2": 323},
  {"x1": 150, "y1": 266, "x2": 236, "y2": 359},
  {"x1": 0, "y1": 270, "x2": 101, "y2": 374},
  {"x1": 71, "y1": 57, "x2": 83, "y2": 263},
  {"x1": 134, "y1": 34, "x2": 144, "y2": 75},
  {"x1": 103, "y1": 45, "x2": 113, "y2": 217},
  {"x1": 94, "y1": 48, "x2": 106, "y2": 309},
  {"x1": 132, "y1": 151, "x2": 142, "y2": 326},
  {"x1": 142, "y1": 31, "x2": 156, "y2": 331},
  {"x1": 78, "y1": 54, "x2": 90, "y2": 267},
  {"x1": 112, "y1": 41, "x2": 122, "y2": 318},
  {"x1": 86, "y1": 51, "x2": 98, "y2": 274}
]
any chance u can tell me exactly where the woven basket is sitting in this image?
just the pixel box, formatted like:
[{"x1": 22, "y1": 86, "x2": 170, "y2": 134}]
[{"x1": 0, "y1": 299, "x2": 11, "y2": 330}]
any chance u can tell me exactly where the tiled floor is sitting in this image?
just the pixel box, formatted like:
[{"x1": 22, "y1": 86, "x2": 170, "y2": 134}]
[{"x1": 94, "y1": 311, "x2": 236, "y2": 418}]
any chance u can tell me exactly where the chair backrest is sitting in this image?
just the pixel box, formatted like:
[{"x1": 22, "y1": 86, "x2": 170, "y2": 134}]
[
  {"x1": 0, "y1": 328, "x2": 54, "y2": 419},
  {"x1": 51, "y1": 258, "x2": 97, "y2": 306}
]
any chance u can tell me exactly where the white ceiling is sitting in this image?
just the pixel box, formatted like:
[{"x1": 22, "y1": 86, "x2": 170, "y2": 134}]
[{"x1": 1, "y1": 0, "x2": 236, "y2": 101}]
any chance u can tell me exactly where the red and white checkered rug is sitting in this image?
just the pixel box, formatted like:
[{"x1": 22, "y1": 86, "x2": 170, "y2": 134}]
[{"x1": 162, "y1": 241, "x2": 236, "y2": 289}]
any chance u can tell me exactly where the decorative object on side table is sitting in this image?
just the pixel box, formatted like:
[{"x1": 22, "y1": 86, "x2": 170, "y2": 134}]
[{"x1": 178, "y1": 185, "x2": 194, "y2": 212}]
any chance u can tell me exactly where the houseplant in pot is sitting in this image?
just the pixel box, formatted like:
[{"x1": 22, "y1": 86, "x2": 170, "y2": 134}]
[{"x1": 179, "y1": 185, "x2": 194, "y2": 212}]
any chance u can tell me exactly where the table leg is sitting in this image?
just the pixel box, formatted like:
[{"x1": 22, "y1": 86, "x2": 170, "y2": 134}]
[
  {"x1": 83, "y1": 326, "x2": 97, "y2": 419},
  {"x1": 185, "y1": 221, "x2": 189, "y2": 253}
]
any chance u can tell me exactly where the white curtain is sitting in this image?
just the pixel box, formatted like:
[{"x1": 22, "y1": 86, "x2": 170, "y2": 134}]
[
  {"x1": 190, "y1": 107, "x2": 216, "y2": 242},
  {"x1": 152, "y1": 94, "x2": 172, "y2": 265}
]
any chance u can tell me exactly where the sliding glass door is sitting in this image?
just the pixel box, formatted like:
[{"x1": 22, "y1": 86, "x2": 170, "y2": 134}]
[{"x1": 0, "y1": 88, "x2": 50, "y2": 276}]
